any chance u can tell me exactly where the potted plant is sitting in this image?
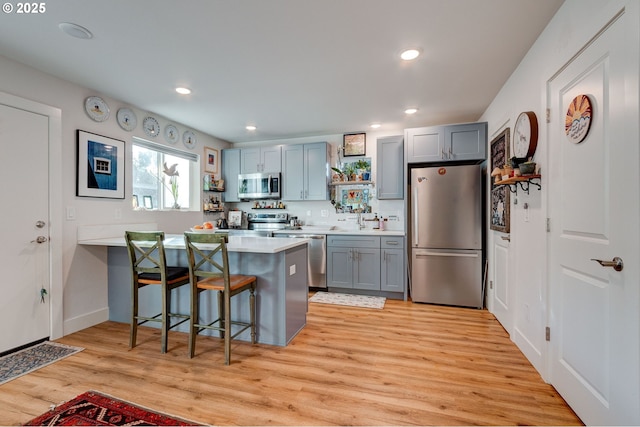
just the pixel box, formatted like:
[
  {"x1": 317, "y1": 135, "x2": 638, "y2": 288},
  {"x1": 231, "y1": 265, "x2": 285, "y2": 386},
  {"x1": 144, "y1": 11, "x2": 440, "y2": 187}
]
[
  {"x1": 331, "y1": 167, "x2": 344, "y2": 182},
  {"x1": 353, "y1": 159, "x2": 370, "y2": 181},
  {"x1": 343, "y1": 163, "x2": 356, "y2": 181}
]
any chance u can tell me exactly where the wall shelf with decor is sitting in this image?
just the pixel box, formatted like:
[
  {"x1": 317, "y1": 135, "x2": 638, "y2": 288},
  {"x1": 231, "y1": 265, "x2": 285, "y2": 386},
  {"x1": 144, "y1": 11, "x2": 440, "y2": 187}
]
[
  {"x1": 330, "y1": 181, "x2": 374, "y2": 186},
  {"x1": 495, "y1": 174, "x2": 541, "y2": 195}
]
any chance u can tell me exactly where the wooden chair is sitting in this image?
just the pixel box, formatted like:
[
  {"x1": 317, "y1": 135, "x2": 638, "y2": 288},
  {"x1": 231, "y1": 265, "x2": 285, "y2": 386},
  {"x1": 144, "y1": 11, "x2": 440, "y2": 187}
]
[
  {"x1": 125, "y1": 231, "x2": 190, "y2": 353},
  {"x1": 184, "y1": 232, "x2": 257, "y2": 364}
]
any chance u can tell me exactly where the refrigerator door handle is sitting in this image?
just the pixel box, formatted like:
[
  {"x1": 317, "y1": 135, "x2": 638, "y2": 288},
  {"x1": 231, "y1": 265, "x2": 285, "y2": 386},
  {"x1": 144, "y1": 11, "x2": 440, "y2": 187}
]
[
  {"x1": 414, "y1": 250, "x2": 480, "y2": 258},
  {"x1": 413, "y1": 185, "x2": 420, "y2": 247}
]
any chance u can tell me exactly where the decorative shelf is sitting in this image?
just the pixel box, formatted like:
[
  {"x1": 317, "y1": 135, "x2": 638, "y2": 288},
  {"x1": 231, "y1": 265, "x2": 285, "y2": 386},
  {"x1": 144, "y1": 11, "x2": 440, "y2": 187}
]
[
  {"x1": 204, "y1": 208, "x2": 224, "y2": 213},
  {"x1": 495, "y1": 174, "x2": 541, "y2": 195},
  {"x1": 251, "y1": 207, "x2": 286, "y2": 210},
  {"x1": 204, "y1": 188, "x2": 225, "y2": 192}
]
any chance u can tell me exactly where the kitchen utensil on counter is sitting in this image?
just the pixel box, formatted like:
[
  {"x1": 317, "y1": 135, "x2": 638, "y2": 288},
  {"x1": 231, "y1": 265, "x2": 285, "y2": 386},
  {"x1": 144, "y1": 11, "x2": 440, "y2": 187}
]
[{"x1": 217, "y1": 218, "x2": 228, "y2": 229}]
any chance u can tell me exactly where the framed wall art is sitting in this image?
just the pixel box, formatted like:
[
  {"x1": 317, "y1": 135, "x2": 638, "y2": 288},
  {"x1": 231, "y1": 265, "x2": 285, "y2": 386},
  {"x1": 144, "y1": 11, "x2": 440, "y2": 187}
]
[
  {"x1": 490, "y1": 127, "x2": 510, "y2": 232},
  {"x1": 204, "y1": 147, "x2": 218, "y2": 174},
  {"x1": 76, "y1": 130, "x2": 125, "y2": 199},
  {"x1": 490, "y1": 185, "x2": 510, "y2": 233},
  {"x1": 343, "y1": 132, "x2": 366, "y2": 156}
]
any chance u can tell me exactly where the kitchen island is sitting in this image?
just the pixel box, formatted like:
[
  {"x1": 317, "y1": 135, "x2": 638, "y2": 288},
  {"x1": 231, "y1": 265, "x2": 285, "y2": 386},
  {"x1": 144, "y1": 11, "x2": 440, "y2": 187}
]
[{"x1": 78, "y1": 227, "x2": 308, "y2": 346}]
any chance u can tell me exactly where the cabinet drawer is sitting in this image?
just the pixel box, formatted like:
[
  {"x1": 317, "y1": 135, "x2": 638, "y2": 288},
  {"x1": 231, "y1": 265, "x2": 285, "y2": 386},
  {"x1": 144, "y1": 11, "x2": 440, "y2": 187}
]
[
  {"x1": 327, "y1": 235, "x2": 380, "y2": 248},
  {"x1": 381, "y1": 236, "x2": 404, "y2": 248}
]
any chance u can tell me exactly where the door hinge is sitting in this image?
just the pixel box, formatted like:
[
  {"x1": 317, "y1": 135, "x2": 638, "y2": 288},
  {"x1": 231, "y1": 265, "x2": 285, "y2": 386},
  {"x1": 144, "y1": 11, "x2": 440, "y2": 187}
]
[
  {"x1": 545, "y1": 326, "x2": 551, "y2": 341},
  {"x1": 546, "y1": 108, "x2": 551, "y2": 123},
  {"x1": 546, "y1": 218, "x2": 551, "y2": 232},
  {"x1": 489, "y1": 280, "x2": 493, "y2": 289}
]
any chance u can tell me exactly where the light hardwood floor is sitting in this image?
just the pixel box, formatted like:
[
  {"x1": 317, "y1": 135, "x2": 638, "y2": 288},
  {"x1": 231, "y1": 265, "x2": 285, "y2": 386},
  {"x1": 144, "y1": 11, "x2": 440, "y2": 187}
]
[{"x1": 0, "y1": 298, "x2": 582, "y2": 426}]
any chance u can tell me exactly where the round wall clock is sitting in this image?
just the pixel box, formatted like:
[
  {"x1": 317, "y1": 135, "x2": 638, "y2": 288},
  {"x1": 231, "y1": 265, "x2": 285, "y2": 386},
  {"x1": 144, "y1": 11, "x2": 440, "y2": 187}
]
[
  {"x1": 182, "y1": 130, "x2": 197, "y2": 149},
  {"x1": 84, "y1": 96, "x2": 110, "y2": 122},
  {"x1": 565, "y1": 94, "x2": 592, "y2": 144},
  {"x1": 143, "y1": 116, "x2": 160, "y2": 138},
  {"x1": 164, "y1": 124, "x2": 179, "y2": 144},
  {"x1": 513, "y1": 111, "x2": 538, "y2": 158},
  {"x1": 116, "y1": 108, "x2": 137, "y2": 131}
]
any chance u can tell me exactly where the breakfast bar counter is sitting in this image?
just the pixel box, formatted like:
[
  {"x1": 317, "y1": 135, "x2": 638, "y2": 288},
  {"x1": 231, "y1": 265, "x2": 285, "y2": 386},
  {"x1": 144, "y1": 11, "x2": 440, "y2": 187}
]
[{"x1": 79, "y1": 232, "x2": 309, "y2": 347}]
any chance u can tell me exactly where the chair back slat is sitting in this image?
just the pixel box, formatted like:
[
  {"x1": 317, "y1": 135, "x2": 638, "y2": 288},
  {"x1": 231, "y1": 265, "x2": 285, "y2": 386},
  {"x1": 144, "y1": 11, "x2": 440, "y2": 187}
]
[
  {"x1": 184, "y1": 233, "x2": 230, "y2": 288},
  {"x1": 125, "y1": 231, "x2": 167, "y2": 278}
]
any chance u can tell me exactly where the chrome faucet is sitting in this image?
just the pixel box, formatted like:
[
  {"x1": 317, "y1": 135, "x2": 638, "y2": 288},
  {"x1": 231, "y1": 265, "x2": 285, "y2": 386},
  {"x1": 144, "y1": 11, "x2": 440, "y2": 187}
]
[{"x1": 356, "y1": 212, "x2": 364, "y2": 230}]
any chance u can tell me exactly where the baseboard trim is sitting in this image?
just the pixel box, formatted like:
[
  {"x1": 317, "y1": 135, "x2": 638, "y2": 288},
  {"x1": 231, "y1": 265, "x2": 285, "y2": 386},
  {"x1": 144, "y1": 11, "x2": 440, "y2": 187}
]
[{"x1": 63, "y1": 307, "x2": 109, "y2": 335}]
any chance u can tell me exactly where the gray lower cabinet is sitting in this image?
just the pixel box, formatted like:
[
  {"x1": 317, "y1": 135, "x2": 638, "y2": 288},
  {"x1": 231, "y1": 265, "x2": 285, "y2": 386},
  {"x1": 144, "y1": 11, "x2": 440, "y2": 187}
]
[
  {"x1": 381, "y1": 236, "x2": 404, "y2": 292},
  {"x1": 327, "y1": 235, "x2": 405, "y2": 294},
  {"x1": 405, "y1": 122, "x2": 487, "y2": 163},
  {"x1": 222, "y1": 148, "x2": 241, "y2": 202}
]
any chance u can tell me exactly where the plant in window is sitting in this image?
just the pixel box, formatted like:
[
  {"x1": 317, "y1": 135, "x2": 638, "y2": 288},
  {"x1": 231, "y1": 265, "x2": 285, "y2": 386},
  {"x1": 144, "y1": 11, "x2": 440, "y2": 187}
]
[{"x1": 162, "y1": 162, "x2": 180, "y2": 209}]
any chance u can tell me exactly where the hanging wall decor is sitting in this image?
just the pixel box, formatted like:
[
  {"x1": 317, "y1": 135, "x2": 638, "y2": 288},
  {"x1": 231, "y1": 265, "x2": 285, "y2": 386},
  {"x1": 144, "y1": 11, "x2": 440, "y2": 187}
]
[
  {"x1": 76, "y1": 130, "x2": 125, "y2": 199},
  {"x1": 490, "y1": 127, "x2": 510, "y2": 233},
  {"x1": 343, "y1": 132, "x2": 366, "y2": 156},
  {"x1": 565, "y1": 94, "x2": 592, "y2": 144}
]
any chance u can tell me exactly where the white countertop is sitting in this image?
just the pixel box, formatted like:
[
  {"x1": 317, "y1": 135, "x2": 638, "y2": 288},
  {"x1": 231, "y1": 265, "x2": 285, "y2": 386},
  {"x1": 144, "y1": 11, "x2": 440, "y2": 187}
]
[
  {"x1": 78, "y1": 234, "x2": 309, "y2": 254},
  {"x1": 272, "y1": 226, "x2": 404, "y2": 237}
]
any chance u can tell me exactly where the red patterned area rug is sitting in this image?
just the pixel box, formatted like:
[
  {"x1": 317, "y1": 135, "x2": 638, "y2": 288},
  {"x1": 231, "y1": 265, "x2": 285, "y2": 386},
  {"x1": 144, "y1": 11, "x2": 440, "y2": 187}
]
[{"x1": 23, "y1": 390, "x2": 203, "y2": 426}]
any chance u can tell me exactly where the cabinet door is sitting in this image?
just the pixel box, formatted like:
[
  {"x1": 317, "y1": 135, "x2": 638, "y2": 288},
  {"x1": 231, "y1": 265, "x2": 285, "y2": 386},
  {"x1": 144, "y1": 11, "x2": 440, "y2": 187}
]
[
  {"x1": 353, "y1": 248, "x2": 381, "y2": 290},
  {"x1": 446, "y1": 122, "x2": 487, "y2": 161},
  {"x1": 222, "y1": 148, "x2": 241, "y2": 202},
  {"x1": 327, "y1": 246, "x2": 353, "y2": 288},
  {"x1": 381, "y1": 248, "x2": 404, "y2": 292},
  {"x1": 405, "y1": 126, "x2": 445, "y2": 163},
  {"x1": 240, "y1": 147, "x2": 261, "y2": 173},
  {"x1": 261, "y1": 146, "x2": 282, "y2": 173},
  {"x1": 281, "y1": 145, "x2": 304, "y2": 200},
  {"x1": 377, "y1": 135, "x2": 404, "y2": 199},
  {"x1": 304, "y1": 142, "x2": 328, "y2": 200}
]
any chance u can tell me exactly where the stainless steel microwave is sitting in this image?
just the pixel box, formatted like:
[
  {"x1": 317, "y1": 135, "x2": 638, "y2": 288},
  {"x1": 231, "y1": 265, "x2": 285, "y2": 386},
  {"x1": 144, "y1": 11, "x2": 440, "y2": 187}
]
[{"x1": 238, "y1": 172, "x2": 281, "y2": 200}]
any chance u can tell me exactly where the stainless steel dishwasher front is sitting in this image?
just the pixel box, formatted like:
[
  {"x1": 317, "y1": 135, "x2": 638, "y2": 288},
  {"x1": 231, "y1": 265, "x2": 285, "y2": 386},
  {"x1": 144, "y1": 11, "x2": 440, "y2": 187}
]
[{"x1": 277, "y1": 234, "x2": 326, "y2": 288}]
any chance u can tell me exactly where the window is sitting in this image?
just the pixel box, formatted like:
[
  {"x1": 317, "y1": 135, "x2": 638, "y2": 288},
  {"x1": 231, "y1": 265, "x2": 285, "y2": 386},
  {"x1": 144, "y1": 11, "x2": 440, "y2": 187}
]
[{"x1": 132, "y1": 137, "x2": 199, "y2": 210}]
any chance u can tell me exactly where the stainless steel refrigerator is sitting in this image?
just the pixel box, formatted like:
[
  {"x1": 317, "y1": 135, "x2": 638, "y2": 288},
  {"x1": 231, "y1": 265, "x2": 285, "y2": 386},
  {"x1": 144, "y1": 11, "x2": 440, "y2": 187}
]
[{"x1": 409, "y1": 164, "x2": 483, "y2": 308}]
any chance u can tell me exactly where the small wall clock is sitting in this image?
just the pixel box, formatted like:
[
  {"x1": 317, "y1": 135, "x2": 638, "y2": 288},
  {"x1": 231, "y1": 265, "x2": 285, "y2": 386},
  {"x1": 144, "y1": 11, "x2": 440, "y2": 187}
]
[
  {"x1": 183, "y1": 130, "x2": 197, "y2": 149},
  {"x1": 164, "y1": 124, "x2": 179, "y2": 144},
  {"x1": 513, "y1": 111, "x2": 538, "y2": 158},
  {"x1": 116, "y1": 108, "x2": 137, "y2": 131},
  {"x1": 84, "y1": 96, "x2": 110, "y2": 122},
  {"x1": 143, "y1": 116, "x2": 160, "y2": 138}
]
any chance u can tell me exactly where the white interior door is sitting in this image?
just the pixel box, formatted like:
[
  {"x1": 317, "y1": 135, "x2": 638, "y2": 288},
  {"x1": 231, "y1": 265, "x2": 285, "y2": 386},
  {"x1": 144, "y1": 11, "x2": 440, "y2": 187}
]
[
  {"x1": 0, "y1": 103, "x2": 50, "y2": 353},
  {"x1": 548, "y1": 11, "x2": 640, "y2": 425}
]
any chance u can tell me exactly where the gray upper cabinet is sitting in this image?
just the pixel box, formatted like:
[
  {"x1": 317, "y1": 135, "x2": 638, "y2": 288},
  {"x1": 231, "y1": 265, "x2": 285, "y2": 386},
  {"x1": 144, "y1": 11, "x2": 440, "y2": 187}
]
[
  {"x1": 281, "y1": 142, "x2": 329, "y2": 201},
  {"x1": 222, "y1": 148, "x2": 241, "y2": 202},
  {"x1": 405, "y1": 122, "x2": 487, "y2": 163},
  {"x1": 376, "y1": 135, "x2": 404, "y2": 199},
  {"x1": 240, "y1": 146, "x2": 282, "y2": 173}
]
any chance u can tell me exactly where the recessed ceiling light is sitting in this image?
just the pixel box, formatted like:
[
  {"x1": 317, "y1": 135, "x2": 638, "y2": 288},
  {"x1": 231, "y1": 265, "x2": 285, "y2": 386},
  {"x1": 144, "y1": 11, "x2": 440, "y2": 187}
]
[
  {"x1": 58, "y1": 22, "x2": 93, "y2": 39},
  {"x1": 370, "y1": 123, "x2": 381, "y2": 129},
  {"x1": 400, "y1": 49, "x2": 421, "y2": 61},
  {"x1": 246, "y1": 125, "x2": 257, "y2": 131},
  {"x1": 175, "y1": 87, "x2": 191, "y2": 95},
  {"x1": 405, "y1": 108, "x2": 418, "y2": 115}
]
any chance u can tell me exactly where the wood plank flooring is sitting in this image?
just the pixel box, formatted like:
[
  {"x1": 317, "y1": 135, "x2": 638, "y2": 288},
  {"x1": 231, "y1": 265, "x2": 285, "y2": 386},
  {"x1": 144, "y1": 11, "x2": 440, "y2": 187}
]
[{"x1": 0, "y1": 299, "x2": 582, "y2": 425}]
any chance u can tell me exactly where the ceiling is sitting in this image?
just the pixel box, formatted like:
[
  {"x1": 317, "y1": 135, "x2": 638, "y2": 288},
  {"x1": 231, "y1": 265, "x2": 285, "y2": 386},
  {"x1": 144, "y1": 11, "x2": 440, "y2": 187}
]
[{"x1": 0, "y1": 0, "x2": 564, "y2": 143}]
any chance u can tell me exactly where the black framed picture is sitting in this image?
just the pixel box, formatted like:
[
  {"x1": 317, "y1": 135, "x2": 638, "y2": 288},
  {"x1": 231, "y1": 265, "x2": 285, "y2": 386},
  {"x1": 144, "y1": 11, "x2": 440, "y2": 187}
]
[
  {"x1": 490, "y1": 127, "x2": 510, "y2": 232},
  {"x1": 76, "y1": 130, "x2": 125, "y2": 199},
  {"x1": 343, "y1": 132, "x2": 366, "y2": 156}
]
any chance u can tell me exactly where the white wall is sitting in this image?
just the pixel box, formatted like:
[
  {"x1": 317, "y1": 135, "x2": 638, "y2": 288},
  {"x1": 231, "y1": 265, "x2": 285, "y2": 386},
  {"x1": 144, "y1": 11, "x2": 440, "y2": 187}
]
[
  {"x1": 0, "y1": 54, "x2": 230, "y2": 334},
  {"x1": 480, "y1": 0, "x2": 635, "y2": 378}
]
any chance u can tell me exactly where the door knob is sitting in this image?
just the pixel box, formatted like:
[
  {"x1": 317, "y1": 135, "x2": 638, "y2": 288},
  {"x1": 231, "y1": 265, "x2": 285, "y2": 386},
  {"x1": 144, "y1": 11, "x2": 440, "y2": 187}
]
[
  {"x1": 31, "y1": 236, "x2": 49, "y2": 244},
  {"x1": 35, "y1": 220, "x2": 46, "y2": 228},
  {"x1": 591, "y1": 257, "x2": 624, "y2": 272}
]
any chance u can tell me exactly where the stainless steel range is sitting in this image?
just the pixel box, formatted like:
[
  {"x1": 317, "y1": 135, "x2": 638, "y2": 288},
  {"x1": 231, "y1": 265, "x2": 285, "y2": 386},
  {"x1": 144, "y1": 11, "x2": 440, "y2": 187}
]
[{"x1": 246, "y1": 212, "x2": 289, "y2": 236}]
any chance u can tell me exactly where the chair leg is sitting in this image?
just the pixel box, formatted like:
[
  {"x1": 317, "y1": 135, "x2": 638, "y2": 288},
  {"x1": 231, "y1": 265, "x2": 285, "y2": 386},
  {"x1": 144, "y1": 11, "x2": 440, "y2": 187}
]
[
  {"x1": 224, "y1": 291, "x2": 231, "y2": 365},
  {"x1": 189, "y1": 287, "x2": 199, "y2": 358},
  {"x1": 130, "y1": 282, "x2": 138, "y2": 349},
  {"x1": 161, "y1": 285, "x2": 170, "y2": 354},
  {"x1": 217, "y1": 291, "x2": 225, "y2": 339},
  {"x1": 250, "y1": 285, "x2": 256, "y2": 344}
]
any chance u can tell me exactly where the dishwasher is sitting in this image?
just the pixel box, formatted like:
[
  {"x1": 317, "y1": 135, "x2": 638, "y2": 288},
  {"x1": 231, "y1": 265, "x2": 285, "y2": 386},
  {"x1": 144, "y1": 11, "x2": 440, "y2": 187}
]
[{"x1": 276, "y1": 234, "x2": 326, "y2": 289}]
